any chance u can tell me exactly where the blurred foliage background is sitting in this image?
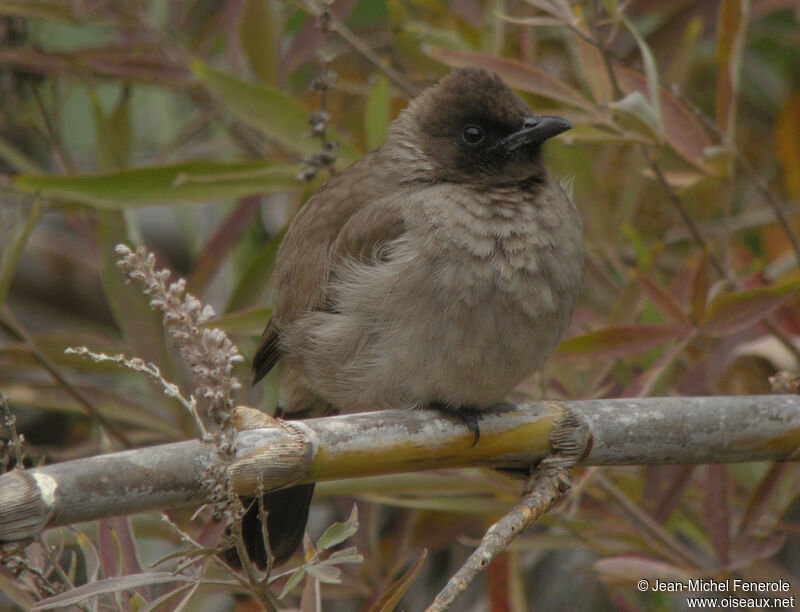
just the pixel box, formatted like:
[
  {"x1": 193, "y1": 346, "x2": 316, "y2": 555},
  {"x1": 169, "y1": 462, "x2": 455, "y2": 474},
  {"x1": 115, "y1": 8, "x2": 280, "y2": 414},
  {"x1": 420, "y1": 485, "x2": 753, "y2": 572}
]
[{"x1": 1, "y1": 0, "x2": 799, "y2": 610}]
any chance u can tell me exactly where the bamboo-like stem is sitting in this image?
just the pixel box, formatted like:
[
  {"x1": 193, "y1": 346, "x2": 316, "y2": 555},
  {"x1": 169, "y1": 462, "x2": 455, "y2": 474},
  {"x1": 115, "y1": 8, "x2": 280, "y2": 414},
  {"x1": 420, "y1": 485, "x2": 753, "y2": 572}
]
[{"x1": 1, "y1": 395, "x2": 800, "y2": 544}]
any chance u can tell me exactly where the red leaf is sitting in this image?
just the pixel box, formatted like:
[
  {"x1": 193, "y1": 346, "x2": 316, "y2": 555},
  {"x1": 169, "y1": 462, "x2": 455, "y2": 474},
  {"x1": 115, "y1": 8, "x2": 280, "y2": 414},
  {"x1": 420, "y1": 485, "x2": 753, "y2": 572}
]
[
  {"x1": 699, "y1": 282, "x2": 799, "y2": 337},
  {"x1": 631, "y1": 271, "x2": 690, "y2": 327},
  {"x1": 486, "y1": 552, "x2": 512, "y2": 612},
  {"x1": 426, "y1": 47, "x2": 595, "y2": 112},
  {"x1": 689, "y1": 250, "x2": 711, "y2": 323},
  {"x1": 555, "y1": 325, "x2": 686, "y2": 363},
  {"x1": 614, "y1": 66, "x2": 713, "y2": 173},
  {"x1": 703, "y1": 465, "x2": 732, "y2": 564},
  {"x1": 622, "y1": 333, "x2": 693, "y2": 397}
]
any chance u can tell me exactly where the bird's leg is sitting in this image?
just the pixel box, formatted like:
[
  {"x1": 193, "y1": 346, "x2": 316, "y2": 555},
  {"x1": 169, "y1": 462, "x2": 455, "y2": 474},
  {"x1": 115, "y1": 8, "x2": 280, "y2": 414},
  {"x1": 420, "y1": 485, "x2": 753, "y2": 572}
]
[{"x1": 427, "y1": 401, "x2": 482, "y2": 447}]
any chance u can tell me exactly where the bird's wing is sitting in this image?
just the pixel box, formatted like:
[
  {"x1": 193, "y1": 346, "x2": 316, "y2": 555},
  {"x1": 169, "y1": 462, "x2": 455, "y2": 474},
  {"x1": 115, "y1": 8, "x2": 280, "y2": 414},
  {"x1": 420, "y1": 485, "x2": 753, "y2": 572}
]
[{"x1": 253, "y1": 155, "x2": 406, "y2": 383}]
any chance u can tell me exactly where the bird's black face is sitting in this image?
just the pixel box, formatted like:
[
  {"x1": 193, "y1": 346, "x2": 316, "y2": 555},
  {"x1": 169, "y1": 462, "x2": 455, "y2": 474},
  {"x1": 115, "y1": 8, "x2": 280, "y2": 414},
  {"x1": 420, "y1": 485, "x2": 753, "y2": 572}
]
[{"x1": 410, "y1": 68, "x2": 572, "y2": 185}]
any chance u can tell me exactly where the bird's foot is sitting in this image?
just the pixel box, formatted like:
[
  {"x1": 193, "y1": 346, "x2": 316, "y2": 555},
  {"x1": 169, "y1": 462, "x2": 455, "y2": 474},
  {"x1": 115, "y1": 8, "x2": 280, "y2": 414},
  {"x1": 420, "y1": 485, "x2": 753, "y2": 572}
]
[{"x1": 428, "y1": 401, "x2": 482, "y2": 447}]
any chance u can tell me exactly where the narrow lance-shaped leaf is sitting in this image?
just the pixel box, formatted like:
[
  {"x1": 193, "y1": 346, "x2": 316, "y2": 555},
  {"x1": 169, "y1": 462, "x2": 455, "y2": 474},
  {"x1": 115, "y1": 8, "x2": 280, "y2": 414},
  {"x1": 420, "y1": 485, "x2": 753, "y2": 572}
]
[
  {"x1": 306, "y1": 564, "x2": 342, "y2": 584},
  {"x1": 631, "y1": 271, "x2": 690, "y2": 328},
  {"x1": 622, "y1": 334, "x2": 693, "y2": 398},
  {"x1": 620, "y1": 14, "x2": 663, "y2": 135},
  {"x1": 239, "y1": 0, "x2": 281, "y2": 84},
  {"x1": 572, "y1": 24, "x2": 613, "y2": 104},
  {"x1": 365, "y1": 74, "x2": 391, "y2": 151},
  {"x1": 368, "y1": 550, "x2": 428, "y2": 612},
  {"x1": 96, "y1": 213, "x2": 176, "y2": 385},
  {"x1": 613, "y1": 66, "x2": 713, "y2": 173},
  {"x1": 0, "y1": 0, "x2": 80, "y2": 22},
  {"x1": 688, "y1": 250, "x2": 711, "y2": 323},
  {"x1": 715, "y1": 0, "x2": 749, "y2": 139},
  {"x1": 699, "y1": 283, "x2": 799, "y2": 337},
  {"x1": 0, "y1": 199, "x2": 41, "y2": 306},
  {"x1": 279, "y1": 567, "x2": 306, "y2": 599},
  {"x1": 226, "y1": 227, "x2": 287, "y2": 312},
  {"x1": 14, "y1": 162, "x2": 309, "y2": 208},
  {"x1": 31, "y1": 573, "x2": 198, "y2": 610},
  {"x1": 609, "y1": 91, "x2": 661, "y2": 141},
  {"x1": 555, "y1": 325, "x2": 687, "y2": 363},
  {"x1": 191, "y1": 61, "x2": 358, "y2": 166},
  {"x1": 426, "y1": 47, "x2": 595, "y2": 112},
  {"x1": 703, "y1": 465, "x2": 732, "y2": 564},
  {"x1": 316, "y1": 504, "x2": 359, "y2": 551}
]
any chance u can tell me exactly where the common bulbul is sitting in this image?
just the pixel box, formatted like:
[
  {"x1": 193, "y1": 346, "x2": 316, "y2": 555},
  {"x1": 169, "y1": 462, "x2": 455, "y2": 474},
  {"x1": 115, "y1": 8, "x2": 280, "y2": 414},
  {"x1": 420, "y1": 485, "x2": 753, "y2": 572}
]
[{"x1": 233, "y1": 67, "x2": 584, "y2": 568}]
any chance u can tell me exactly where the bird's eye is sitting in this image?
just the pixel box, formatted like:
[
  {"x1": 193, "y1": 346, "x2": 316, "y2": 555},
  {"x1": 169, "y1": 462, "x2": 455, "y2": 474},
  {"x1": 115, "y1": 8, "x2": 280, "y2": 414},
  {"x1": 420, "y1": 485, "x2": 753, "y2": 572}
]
[{"x1": 461, "y1": 124, "x2": 485, "y2": 146}]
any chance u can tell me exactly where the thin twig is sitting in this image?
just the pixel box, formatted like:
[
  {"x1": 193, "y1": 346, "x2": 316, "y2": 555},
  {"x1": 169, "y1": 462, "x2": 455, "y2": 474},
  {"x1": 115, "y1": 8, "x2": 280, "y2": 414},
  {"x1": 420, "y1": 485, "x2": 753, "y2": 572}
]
[
  {"x1": 594, "y1": 473, "x2": 709, "y2": 570},
  {"x1": 0, "y1": 392, "x2": 25, "y2": 470},
  {"x1": 579, "y1": 8, "x2": 800, "y2": 363},
  {"x1": 295, "y1": 0, "x2": 419, "y2": 97},
  {"x1": 427, "y1": 403, "x2": 588, "y2": 610},
  {"x1": 29, "y1": 80, "x2": 74, "y2": 174},
  {"x1": 426, "y1": 464, "x2": 571, "y2": 611},
  {"x1": 674, "y1": 88, "x2": 800, "y2": 272}
]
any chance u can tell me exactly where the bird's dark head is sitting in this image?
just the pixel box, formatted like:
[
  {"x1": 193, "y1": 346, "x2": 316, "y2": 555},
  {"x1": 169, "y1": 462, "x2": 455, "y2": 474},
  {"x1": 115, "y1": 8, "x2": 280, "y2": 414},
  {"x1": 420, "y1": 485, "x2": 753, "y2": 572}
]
[{"x1": 390, "y1": 67, "x2": 571, "y2": 185}]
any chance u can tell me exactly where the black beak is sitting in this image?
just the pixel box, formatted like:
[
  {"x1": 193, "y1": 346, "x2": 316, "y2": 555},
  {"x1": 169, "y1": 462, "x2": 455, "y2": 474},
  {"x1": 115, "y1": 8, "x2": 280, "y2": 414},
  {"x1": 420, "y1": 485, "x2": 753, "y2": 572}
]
[{"x1": 499, "y1": 116, "x2": 573, "y2": 152}]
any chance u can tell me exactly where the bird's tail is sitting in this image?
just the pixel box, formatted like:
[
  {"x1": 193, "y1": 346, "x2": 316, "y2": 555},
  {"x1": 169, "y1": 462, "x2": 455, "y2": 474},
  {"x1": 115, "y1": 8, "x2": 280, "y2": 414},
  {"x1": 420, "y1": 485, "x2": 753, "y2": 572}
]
[{"x1": 225, "y1": 483, "x2": 315, "y2": 568}]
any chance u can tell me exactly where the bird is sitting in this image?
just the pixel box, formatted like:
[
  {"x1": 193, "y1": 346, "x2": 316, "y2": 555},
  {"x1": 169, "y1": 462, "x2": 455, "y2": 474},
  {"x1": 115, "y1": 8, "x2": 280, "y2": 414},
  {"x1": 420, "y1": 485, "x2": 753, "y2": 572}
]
[{"x1": 234, "y1": 66, "x2": 585, "y2": 569}]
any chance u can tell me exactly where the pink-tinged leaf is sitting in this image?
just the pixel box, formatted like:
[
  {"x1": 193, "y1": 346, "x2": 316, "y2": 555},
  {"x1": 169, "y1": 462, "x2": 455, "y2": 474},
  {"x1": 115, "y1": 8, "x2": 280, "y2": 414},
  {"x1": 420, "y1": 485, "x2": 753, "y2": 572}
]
[
  {"x1": 593, "y1": 555, "x2": 691, "y2": 586},
  {"x1": 699, "y1": 282, "x2": 799, "y2": 337},
  {"x1": 644, "y1": 466, "x2": 696, "y2": 524},
  {"x1": 189, "y1": 196, "x2": 260, "y2": 292},
  {"x1": 703, "y1": 465, "x2": 732, "y2": 564},
  {"x1": 735, "y1": 463, "x2": 789, "y2": 542},
  {"x1": 631, "y1": 271, "x2": 690, "y2": 327},
  {"x1": 368, "y1": 550, "x2": 428, "y2": 612},
  {"x1": 622, "y1": 333, "x2": 693, "y2": 397},
  {"x1": 555, "y1": 325, "x2": 686, "y2": 363},
  {"x1": 715, "y1": 0, "x2": 749, "y2": 138},
  {"x1": 108, "y1": 517, "x2": 143, "y2": 576},
  {"x1": 614, "y1": 66, "x2": 714, "y2": 173},
  {"x1": 97, "y1": 519, "x2": 120, "y2": 578},
  {"x1": 573, "y1": 27, "x2": 613, "y2": 104},
  {"x1": 689, "y1": 251, "x2": 711, "y2": 323},
  {"x1": 30, "y1": 573, "x2": 199, "y2": 610},
  {"x1": 426, "y1": 47, "x2": 595, "y2": 112}
]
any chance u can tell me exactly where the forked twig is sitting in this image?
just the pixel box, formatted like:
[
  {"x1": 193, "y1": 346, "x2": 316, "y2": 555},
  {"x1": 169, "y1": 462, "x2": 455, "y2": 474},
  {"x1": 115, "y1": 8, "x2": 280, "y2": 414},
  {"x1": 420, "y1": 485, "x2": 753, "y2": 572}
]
[{"x1": 426, "y1": 405, "x2": 588, "y2": 611}]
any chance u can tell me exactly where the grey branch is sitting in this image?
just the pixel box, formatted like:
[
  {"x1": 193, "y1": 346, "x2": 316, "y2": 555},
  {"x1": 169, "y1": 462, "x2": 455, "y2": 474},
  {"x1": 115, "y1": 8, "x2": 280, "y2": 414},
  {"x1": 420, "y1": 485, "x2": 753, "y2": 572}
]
[{"x1": 1, "y1": 395, "x2": 800, "y2": 544}]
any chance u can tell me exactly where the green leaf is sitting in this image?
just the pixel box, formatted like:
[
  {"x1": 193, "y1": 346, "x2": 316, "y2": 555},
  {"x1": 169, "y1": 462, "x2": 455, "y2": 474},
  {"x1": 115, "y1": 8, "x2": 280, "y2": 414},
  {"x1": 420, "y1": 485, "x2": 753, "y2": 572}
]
[
  {"x1": 555, "y1": 326, "x2": 687, "y2": 363},
  {"x1": 631, "y1": 271, "x2": 689, "y2": 328},
  {"x1": 278, "y1": 568, "x2": 306, "y2": 599},
  {"x1": 13, "y1": 162, "x2": 307, "y2": 208},
  {"x1": 191, "y1": 61, "x2": 358, "y2": 166},
  {"x1": 699, "y1": 283, "x2": 799, "y2": 337},
  {"x1": 609, "y1": 91, "x2": 661, "y2": 141},
  {"x1": 368, "y1": 550, "x2": 427, "y2": 612},
  {"x1": 0, "y1": 199, "x2": 42, "y2": 306},
  {"x1": 240, "y1": 0, "x2": 282, "y2": 83},
  {"x1": 204, "y1": 307, "x2": 272, "y2": 335},
  {"x1": 365, "y1": 75, "x2": 390, "y2": 151},
  {"x1": 316, "y1": 504, "x2": 359, "y2": 551},
  {"x1": 0, "y1": 0, "x2": 80, "y2": 22},
  {"x1": 620, "y1": 14, "x2": 663, "y2": 135},
  {"x1": 226, "y1": 227, "x2": 286, "y2": 312},
  {"x1": 0, "y1": 135, "x2": 43, "y2": 173},
  {"x1": 320, "y1": 546, "x2": 364, "y2": 565},
  {"x1": 90, "y1": 86, "x2": 131, "y2": 173},
  {"x1": 614, "y1": 66, "x2": 712, "y2": 173},
  {"x1": 306, "y1": 564, "x2": 342, "y2": 584},
  {"x1": 96, "y1": 215, "x2": 176, "y2": 383}
]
